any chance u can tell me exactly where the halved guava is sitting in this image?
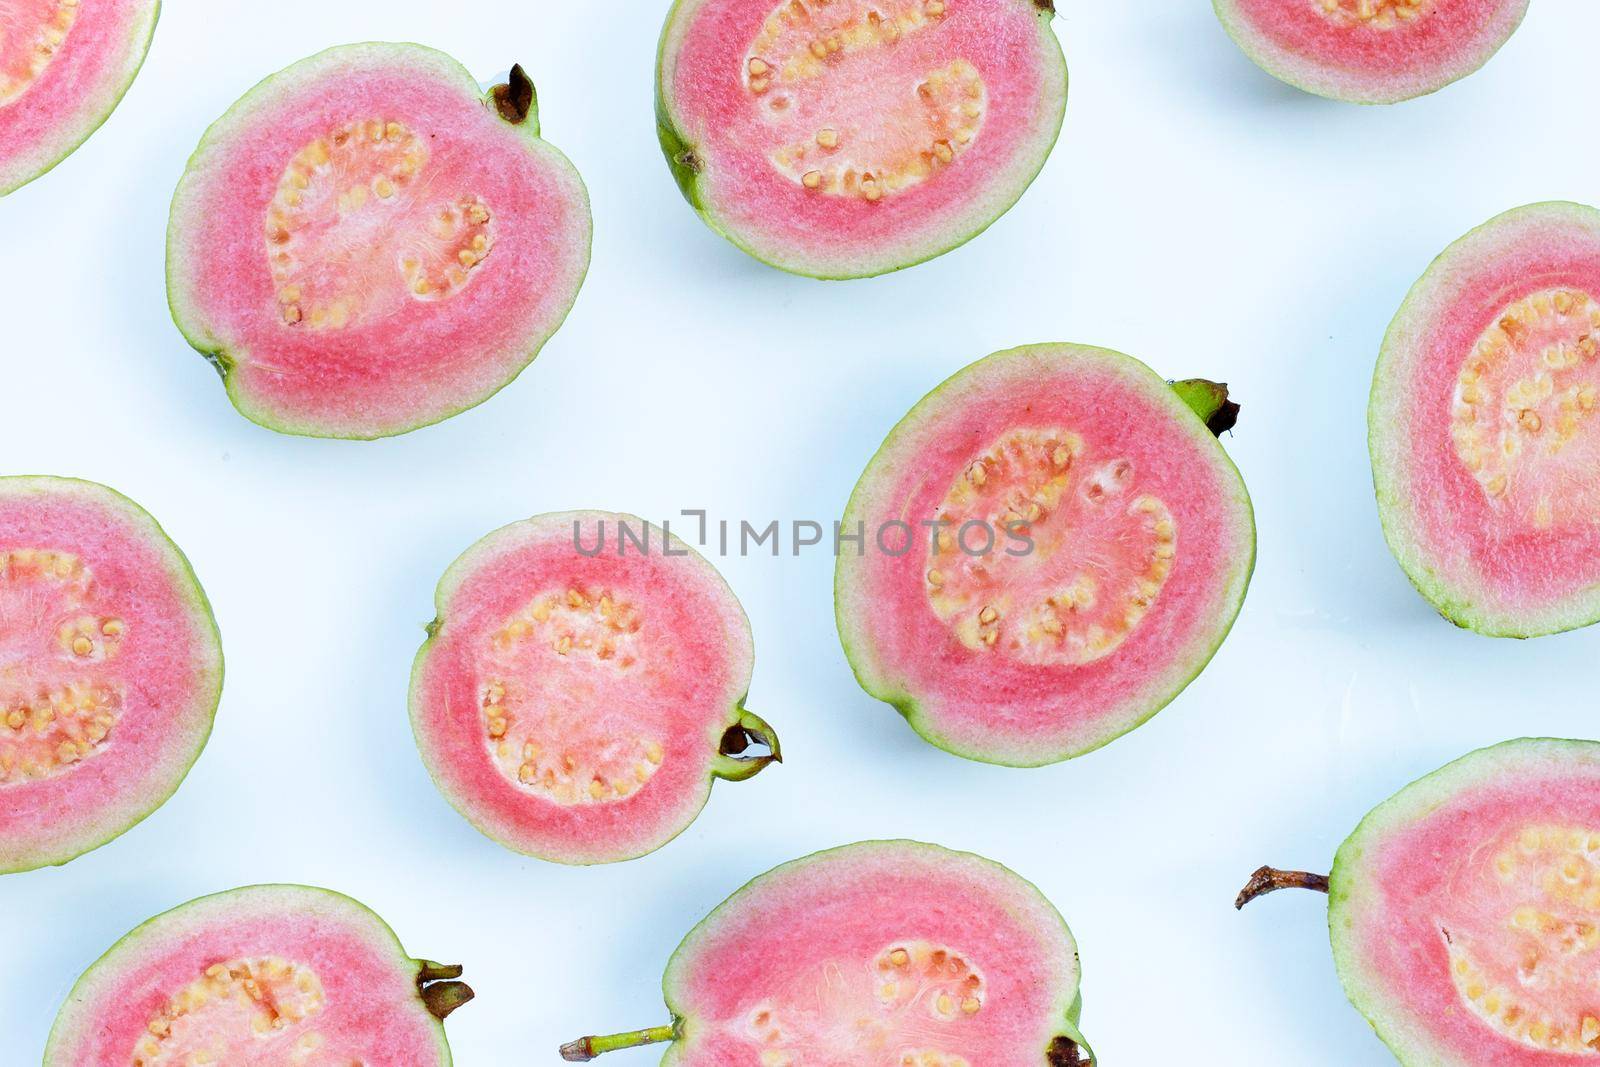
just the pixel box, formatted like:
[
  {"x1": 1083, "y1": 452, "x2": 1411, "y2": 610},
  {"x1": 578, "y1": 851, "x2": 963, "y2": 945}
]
[
  {"x1": 656, "y1": 0, "x2": 1068, "y2": 279},
  {"x1": 0, "y1": 0, "x2": 158, "y2": 196},
  {"x1": 1371, "y1": 202, "x2": 1600, "y2": 638},
  {"x1": 410, "y1": 511, "x2": 778, "y2": 865},
  {"x1": 167, "y1": 44, "x2": 592, "y2": 439},
  {"x1": 44, "y1": 883, "x2": 472, "y2": 1065},
  {"x1": 1213, "y1": 0, "x2": 1528, "y2": 104},
  {"x1": 1236, "y1": 738, "x2": 1600, "y2": 1065},
  {"x1": 561, "y1": 839, "x2": 1093, "y2": 1064},
  {"x1": 835, "y1": 344, "x2": 1255, "y2": 767},
  {"x1": 0, "y1": 476, "x2": 221, "y2": 874}
]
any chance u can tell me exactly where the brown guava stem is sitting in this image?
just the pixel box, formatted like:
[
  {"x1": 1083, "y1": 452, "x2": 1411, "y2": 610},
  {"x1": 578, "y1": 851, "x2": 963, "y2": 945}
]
[
  {"x1": 1235, "y1": 865, "x2": 1330, "y2": 910},
  {"x1": 560, "y1": 1025, "x2": 677, "y2": 1061},
  {"x1": 420, "y1": 980, "x2": 474, "y2": 1020}
]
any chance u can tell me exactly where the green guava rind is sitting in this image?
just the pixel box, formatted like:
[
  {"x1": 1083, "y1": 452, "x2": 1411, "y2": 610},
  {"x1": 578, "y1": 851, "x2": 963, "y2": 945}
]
[
  {"x1": 0, "y1": 476, "x2": 222, "y2": 875},
  {"x1": 834, "y1": 344, "x2": 1256, "y2": 767},
  {"x1": 658, "y1": 840, "x2": 1087, "y2": 1064},
  {"x1": 1211, "y1": 0, "x2": 1529, "y2": 105},
  {"x1": 0, "y1": 0, "x2": 161, "y2": 196},
  {"x1": 166, "y1": 42, "x2": 592, "y2": 440},
  {"x1": 43, "y1": 884, "x2": 453, "y2": 1065},
  {"x1": 654, "y1": 0, "x2": 1068, "y2": 280},
  {"x1": 409, "y1": 511, "x2": 765, "y2": 866},
  {"x1": 1370, "y1": 201, "x2": 1600, "y2": 638},
  {"x1": 1327, "y1": 738, "x2": 1600, "y2": 1066}
]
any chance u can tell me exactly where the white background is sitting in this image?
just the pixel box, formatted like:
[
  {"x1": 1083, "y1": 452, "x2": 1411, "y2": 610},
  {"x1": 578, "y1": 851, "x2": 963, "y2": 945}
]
[{"x1": 2, "y1": 1, "x2": 1597, "y2": 1063}]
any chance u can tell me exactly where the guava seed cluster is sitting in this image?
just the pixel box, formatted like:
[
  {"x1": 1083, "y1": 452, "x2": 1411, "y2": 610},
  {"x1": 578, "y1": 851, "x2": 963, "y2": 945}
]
[
  {"x1": 744, "y1": 941, "x2": 988, "y2": 1066},
  {"x1": 746, "y1": 0, "x2": 986, "y2": 202},
  {"x1": 1451, "y1": 288, "x2": 1600, "y2": 528},
  {"x1": 480, "y1": 586, "x2": 665, "y2": 806},
  {"x1": 134, "y1": 957, "x2": 329, "y2": 1067},
  {"x1": 0, "y1": 0, "x2": 78, "y2": 106},
  {"x1": 0, "y1": 549, "x2": 126, "y2": 783},
  {"x1": 267, "y1": 120, "x2": 496, "y2": 330},
  {"x1": 1443, "y1": 824, "x2": 1600, "y2": 1054},
  {"x1": 1317, "y1": 0, "x2": 1432, "y2": 30},
  {"x1": 926, "y1": 429, "x2": 1176, "y2": 666}
]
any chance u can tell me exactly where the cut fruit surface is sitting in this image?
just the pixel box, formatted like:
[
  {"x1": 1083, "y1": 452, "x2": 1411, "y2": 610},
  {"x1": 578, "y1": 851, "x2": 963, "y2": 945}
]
[
  {"x1": 561, "y1": 840, "x2": 1093, "y2": 1064},
  {"x1": 0, "y1": 0, "x2": 158, "y2": 195},
  {"x1": 0, "y1": 477, "x2": 221, "y2": 873},
  {"x1": 410, "y1": 511, "x2": 777, "y2": 865},
  {"x1": 1371, "y1": 202, "x2": 1600, "y2": 637},
  {"x1": 1328, "y1": 740, "x2": 1600, "y2": 1065},
  {"x1": 168, "y1": 44, "x2": 592, "y2": 439},
  {"x1": 45, "y1": 884, "x2": 470, "y2": 1066},
  {"x1": 1213, "y1": 0, "x2": 1528, "y2": 103},
  {"x1": 835, "y1": 344, "x2": 1255, "y2": 767},
  {"x1": 656, "y1": 0, "x2": 1067, "y2": 278}
]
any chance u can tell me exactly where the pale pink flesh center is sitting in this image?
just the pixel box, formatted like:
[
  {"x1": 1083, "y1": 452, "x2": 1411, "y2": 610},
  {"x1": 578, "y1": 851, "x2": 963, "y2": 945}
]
[
  {"x1": 0, "y1": 549, "x2": 125, "y2": 784},
  {"x1": 477, "y1": 587, "x2": 664, "y2": 806},
  {"x1": 744, "y1": 941, "x2": 988, "y2": 1065},
  {"x1": 266, "y1": 120, "x2": 495, "y2": 331},
  {"x1": 0, "y1": 0, "x2": 77, "y2": 107},
  {"x1": 131, "y1": 957, "x2": 350, "y2": 1067},
  {"x1": 1313, "y1": 0, "x2": 1434, "y2": 30},
  {"x1": 745, "y1": 0, "x2": 986, "y2": 201},
  {"x1": 1450, "y1": 288, "x2": 1600, "y2": 529},
  {"x1": 745, "y1": 940, "x2": 985, "y2": 1062},
  {"x1": 1442, "y1": 825, "x2": 1600, "y2": 1054},
  {"x1": 926, "y1": 429, "x2": 1176, "y2": 666}
]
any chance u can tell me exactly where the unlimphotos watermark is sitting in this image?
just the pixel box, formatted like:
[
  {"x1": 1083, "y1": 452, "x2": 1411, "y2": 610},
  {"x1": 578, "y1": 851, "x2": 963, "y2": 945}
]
[{"x1": 573, "y1": 510, "x2": 1036, "y2": 559}]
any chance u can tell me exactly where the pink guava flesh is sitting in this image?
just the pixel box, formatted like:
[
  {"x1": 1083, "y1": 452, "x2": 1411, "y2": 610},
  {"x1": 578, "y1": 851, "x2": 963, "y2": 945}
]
[
  {"x1": 45, "y1": 884, "x2": 462, "y2": 1065},
  {"x1": 1331, "y1": 739, "x2": 1600, "y2": 1065},
  {"x1": 168, "y1": 44, "x2": 592, "y2": 439},
  {"x1": 835, "y1": 344, "x2": 1255, "y2": 767},
  {"x1": 1371, "y1": 202, "x2": 1600, "y2": 637},
  {"x1": 590, "y1": 841, "x2": 1088, "y2": 1064},
  {"x1": 657, "y1": 0, "x2": 1067, "y2": 278},
  {"x1": 1213, "y1": 0, "x2": 1527, "y2": 103},
  {"x1": 0, "y1": 477, "x2": 221, "y2": 873},
  {"x1": 410, "y1": 512, "x2": 773, "y2": 866},
  {"x1": 0, "y1": 0, "x2": 158, "y2": 195}
]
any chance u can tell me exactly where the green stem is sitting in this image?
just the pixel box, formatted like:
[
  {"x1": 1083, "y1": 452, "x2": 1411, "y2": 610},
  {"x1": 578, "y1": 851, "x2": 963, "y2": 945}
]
[{"x1": 560, "y1": 1025, "x2": 677, "y2": 1061}]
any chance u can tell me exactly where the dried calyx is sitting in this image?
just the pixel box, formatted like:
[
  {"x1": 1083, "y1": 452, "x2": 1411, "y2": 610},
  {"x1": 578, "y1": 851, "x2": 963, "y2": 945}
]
[
  {"x1": 492, "y1": 64, "x2": 537, "y2": 125},
  {"x1": 716, "y1": 709, "x2": 782, "y2": 780},
  {"x1": 416, "y1": 961, "x2": 474, "y2": 1021}
]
